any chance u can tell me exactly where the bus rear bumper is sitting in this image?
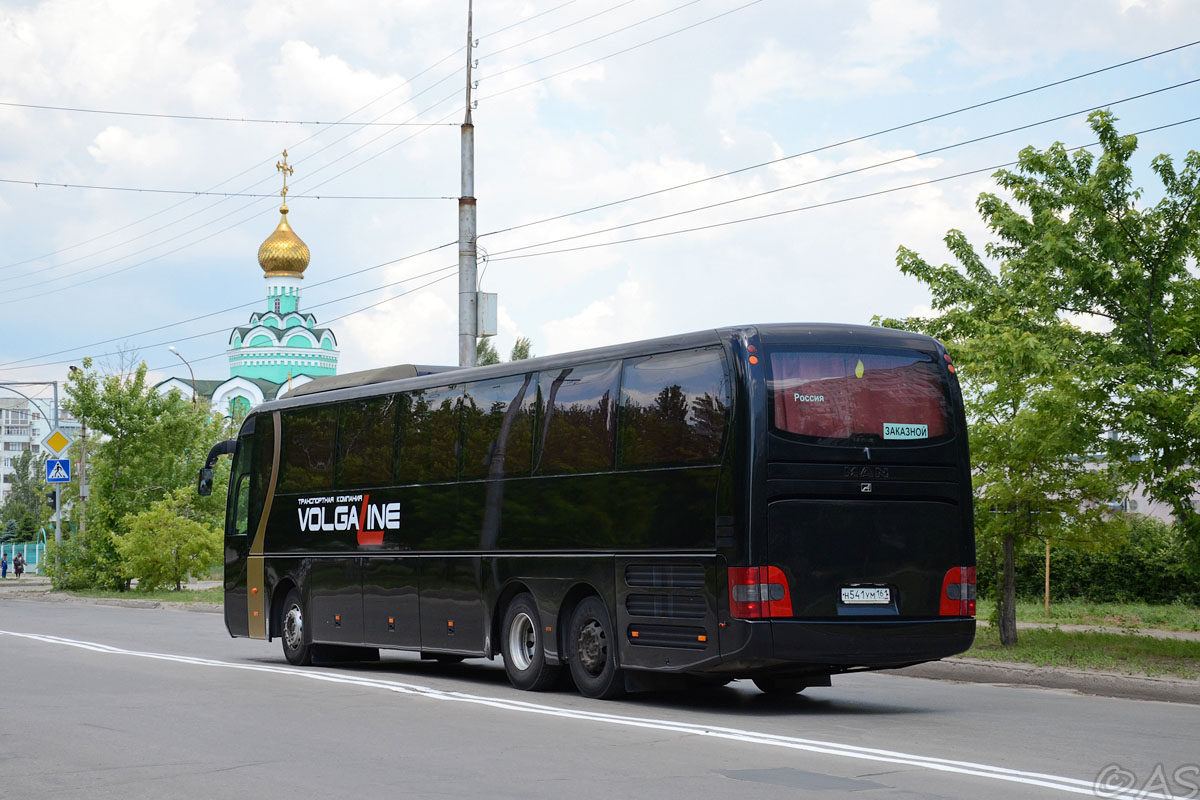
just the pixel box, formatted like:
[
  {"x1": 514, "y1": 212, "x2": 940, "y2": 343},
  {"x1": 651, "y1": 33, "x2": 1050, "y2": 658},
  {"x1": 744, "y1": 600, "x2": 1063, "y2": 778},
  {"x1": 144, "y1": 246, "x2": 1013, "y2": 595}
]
[{"x1": 764, "y1": 617, "x2": 976, "y2": 667}]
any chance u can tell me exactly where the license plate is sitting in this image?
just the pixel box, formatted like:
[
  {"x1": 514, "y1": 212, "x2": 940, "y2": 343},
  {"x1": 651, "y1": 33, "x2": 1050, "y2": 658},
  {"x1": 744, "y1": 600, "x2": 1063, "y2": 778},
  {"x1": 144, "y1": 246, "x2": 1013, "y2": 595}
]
[{"x1": 841, "y1": 587, "x2": 891, "y2": 604}]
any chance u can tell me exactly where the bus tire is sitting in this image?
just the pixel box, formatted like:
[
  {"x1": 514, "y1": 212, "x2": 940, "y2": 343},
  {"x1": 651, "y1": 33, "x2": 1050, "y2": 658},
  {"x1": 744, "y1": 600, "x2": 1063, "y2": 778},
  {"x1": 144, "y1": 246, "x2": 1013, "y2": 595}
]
[
  {"x1": 752, "y1": 675, "x2": 808, "y2": 695},
  {"x1": 502, "y1": 593, "x2": 560, "y2": 691},
  {"x1": 281, "y1": 588, "x2": 313, "y2": 666},
  {"x1": 566, "y1": 596, "x2": 625, "y2": 700}
]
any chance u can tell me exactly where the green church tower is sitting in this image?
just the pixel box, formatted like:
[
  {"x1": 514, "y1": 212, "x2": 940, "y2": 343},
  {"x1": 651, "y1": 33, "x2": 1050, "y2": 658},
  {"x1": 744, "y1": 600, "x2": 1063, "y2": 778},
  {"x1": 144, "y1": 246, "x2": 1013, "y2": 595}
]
[{"x1": 226, "y1": 151, "x2": 339, "y2": 386}]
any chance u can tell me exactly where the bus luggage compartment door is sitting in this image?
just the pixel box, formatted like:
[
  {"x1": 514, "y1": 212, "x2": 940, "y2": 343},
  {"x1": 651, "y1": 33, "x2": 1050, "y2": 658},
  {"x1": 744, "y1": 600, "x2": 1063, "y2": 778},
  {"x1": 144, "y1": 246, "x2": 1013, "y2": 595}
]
[{"x1": 767, "y1": 498, "x2": 961, "y2": 619}]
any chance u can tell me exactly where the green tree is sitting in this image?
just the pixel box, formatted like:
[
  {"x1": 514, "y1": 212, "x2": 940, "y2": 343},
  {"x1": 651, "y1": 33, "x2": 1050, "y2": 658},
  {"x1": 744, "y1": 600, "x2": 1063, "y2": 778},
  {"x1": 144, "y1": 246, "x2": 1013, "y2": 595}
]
[
  {"x1": 0, "y1": 450, "x2": 50, "y2": 534},
  {"x1": 873, "y1": 113, "x2": 1194, "y2": 644},
  {"x1": 965, "y1": 111, "x2": 1200, "y2": 558},
  {"x1": 116, "y1": 488, "x2": 221, "y2": 591},
  {"x1": 52, "y1": 358, "x2": 232, "y2": 589},
  {"x1": 510, "y1": 336, "x2": 533, "y2": 361},
  {"x1": 477, "y1": 338, "x2": 501, "y2": 365}
]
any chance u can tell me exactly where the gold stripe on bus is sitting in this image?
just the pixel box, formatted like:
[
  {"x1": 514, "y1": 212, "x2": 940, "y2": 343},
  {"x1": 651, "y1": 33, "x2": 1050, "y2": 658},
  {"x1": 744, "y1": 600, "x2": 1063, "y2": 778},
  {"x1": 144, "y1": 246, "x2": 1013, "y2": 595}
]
[{"x1": 247, "y1": 411, "x2": 281, "y2": 640}]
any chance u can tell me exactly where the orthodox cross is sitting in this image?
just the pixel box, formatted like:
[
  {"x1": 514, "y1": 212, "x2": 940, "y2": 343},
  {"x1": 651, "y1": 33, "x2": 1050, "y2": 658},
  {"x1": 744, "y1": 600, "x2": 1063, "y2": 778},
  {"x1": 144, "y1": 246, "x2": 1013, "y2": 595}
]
[{"x1": 276, "y1": 150, "x2": 294, "y2": 199}]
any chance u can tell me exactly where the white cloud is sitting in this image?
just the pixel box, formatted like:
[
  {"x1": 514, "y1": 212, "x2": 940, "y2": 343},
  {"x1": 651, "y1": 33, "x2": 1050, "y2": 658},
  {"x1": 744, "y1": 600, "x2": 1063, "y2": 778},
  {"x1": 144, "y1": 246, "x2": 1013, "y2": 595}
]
[{"x1": 86, "y1": 126, "x2": 178, "y2": 168}]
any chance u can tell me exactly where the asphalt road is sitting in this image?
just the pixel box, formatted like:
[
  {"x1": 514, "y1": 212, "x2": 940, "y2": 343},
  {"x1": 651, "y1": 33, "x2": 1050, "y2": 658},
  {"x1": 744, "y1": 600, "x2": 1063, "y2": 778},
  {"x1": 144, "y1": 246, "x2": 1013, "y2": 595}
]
[{"x1": 1, "y1": 598, "x2": 1197, "y2": 800}]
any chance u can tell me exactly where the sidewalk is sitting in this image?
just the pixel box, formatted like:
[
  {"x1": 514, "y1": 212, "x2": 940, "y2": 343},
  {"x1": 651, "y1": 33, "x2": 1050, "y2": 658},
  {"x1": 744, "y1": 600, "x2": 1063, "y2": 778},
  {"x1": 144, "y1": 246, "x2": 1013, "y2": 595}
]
[
  {"x1": 977, "y1": 618, "x2": 1200, "y2": 642},
  {"x1": 0, "y1": 574, "x2": 221, "y2": 611}
]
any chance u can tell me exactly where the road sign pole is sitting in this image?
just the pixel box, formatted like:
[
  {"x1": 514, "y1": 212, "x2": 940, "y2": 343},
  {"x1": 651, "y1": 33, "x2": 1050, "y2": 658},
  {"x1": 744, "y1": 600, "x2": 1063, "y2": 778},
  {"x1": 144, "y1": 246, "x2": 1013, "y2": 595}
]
[{"x1": 53, "y1": 380, "x2": 61, "y2": 548}]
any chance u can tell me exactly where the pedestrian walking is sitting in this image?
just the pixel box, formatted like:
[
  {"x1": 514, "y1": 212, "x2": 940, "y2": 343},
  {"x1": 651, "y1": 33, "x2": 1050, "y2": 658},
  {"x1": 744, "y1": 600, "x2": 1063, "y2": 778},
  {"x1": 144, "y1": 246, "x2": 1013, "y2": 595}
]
[
  {"x1": 1, "y1": 553, "x2": 7, "y2": 579},
  {"x1": 13, "y1": 552, "x2": 24, "y2": 579}
]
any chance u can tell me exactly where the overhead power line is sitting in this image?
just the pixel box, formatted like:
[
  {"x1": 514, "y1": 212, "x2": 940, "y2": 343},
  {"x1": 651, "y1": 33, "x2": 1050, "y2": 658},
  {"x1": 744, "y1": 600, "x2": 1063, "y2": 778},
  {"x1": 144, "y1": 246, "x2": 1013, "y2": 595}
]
[
  {"x1": 10, "y1": 115, "x2": 1197, "y2": 377},
  {"x1": 0, "y1": 178, "x2": 456, "y2": 200},
  {"x1": 481, "y1": 0, "x2": 764, "y2": 99},
  {"x1": 0, "y1": 100, "x2": 460, "y2": 126},
  {"x1": 483, "y1": 115, "x2": 1200, "y2": 262},
  {"x1": 479, "y1": 38, "x2": 1200, "y2": 240},
  {"x1": 483, "y1": 79, "x2": 1200, "y2": 258}
]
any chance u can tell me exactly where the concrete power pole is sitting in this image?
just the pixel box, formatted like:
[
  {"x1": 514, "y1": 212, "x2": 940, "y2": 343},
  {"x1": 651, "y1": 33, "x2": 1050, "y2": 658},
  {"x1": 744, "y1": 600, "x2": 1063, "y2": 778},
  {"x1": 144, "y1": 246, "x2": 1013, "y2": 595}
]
[{"x1": 457, "y1": 0, "x2": 478, "y2": 367}]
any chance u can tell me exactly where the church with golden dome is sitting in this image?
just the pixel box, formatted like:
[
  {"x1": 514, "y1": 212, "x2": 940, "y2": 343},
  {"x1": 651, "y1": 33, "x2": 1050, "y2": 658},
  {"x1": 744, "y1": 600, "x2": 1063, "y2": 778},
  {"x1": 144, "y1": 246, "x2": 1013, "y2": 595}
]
[{"x1": 157, "y1": 152, "x2": 339, "y2": 416}]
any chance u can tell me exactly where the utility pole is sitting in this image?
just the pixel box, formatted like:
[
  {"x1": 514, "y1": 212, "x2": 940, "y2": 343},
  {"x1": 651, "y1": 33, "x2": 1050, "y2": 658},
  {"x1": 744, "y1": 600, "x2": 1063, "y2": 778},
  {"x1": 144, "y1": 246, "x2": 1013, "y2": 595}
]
[{"x1": 457, "y1": 0, "x2": 478, "y2": 367}]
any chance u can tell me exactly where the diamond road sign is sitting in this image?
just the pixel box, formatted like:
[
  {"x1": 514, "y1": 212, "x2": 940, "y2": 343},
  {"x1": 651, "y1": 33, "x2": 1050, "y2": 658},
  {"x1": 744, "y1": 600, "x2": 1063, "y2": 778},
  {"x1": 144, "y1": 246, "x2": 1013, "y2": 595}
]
[
  {"x1": 46, "y1": 459, "x2": 70, "y2": 483},
  {"x1": 41, "y1": 428, "x2": 73, "y2": 456}
]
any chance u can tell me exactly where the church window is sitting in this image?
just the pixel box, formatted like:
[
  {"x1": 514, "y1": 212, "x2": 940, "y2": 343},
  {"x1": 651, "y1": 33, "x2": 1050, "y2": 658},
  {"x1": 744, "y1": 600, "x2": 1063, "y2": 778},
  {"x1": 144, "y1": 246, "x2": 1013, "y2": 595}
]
[{"x1": 274, "y1": 298, "x2": 281, "y2": 314}]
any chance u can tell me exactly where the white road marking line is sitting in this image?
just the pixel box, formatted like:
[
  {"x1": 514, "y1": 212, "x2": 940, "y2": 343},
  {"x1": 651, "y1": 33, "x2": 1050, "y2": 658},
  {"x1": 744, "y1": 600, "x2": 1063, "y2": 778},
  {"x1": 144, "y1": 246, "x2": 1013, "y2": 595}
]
[{"x1": 1, "y1": 629, "x2": 1184, "y2": 799}]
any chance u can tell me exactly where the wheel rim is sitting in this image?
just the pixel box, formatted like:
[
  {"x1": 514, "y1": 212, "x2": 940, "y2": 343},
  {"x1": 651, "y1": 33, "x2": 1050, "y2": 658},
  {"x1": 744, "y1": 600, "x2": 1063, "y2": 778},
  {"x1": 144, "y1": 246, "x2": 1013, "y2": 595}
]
[
  {"x1": 507, "y1": 611, "x2": 536, "y2": 672},
  {"x1": 576, "y1": 619, "x2": 607, "y2": 676},
  {"x1": 284, "y1": 603, "x2": 304, "y2": 651}
]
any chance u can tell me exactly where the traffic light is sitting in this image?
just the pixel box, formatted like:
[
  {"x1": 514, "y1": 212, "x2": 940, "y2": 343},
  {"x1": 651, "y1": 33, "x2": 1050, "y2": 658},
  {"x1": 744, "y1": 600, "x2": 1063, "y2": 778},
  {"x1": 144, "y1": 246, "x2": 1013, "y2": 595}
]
[{"x1": 45, "y1": 490, "x2": 57, "y2": 512}]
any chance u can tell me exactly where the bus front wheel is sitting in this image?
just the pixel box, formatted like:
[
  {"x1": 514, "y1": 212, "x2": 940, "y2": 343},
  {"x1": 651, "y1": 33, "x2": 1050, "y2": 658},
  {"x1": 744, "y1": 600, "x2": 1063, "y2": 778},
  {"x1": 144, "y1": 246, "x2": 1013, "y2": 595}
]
[
  {"x1": 281, "y1": 588, "x2": 313, "y2": 666},
  {"x1": 502, "y1": 593, "x2": 560, "y2": 691},
  {"x1": 566, "y1": 596, "x2": 625, "y2": 700}
]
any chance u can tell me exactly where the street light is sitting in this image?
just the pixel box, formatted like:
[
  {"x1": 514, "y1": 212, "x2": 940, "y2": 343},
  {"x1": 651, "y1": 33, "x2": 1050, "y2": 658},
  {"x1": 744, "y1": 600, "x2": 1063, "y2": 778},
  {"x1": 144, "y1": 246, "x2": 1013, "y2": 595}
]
[{"x1": 167, "y1": 346, "x2": 197, "y2": 406}]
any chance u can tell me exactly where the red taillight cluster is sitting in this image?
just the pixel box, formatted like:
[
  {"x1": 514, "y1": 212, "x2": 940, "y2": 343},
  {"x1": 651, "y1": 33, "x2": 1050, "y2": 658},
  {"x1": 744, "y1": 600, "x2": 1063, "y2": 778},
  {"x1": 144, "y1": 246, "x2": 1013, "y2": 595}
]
[
  {"x1": 939, "y1": 566, "x2": 977, "y2": 616},
  {"x1": 728, "y1": 566, "x2": 793, "y2": 619}
]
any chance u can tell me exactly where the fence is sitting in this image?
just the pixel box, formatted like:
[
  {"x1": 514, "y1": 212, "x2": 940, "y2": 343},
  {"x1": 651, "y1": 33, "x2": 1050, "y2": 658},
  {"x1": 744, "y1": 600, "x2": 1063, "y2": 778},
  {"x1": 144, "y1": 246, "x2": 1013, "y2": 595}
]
[{"x1": 1, "y1": 542, "x2": 46, "y2": 575}]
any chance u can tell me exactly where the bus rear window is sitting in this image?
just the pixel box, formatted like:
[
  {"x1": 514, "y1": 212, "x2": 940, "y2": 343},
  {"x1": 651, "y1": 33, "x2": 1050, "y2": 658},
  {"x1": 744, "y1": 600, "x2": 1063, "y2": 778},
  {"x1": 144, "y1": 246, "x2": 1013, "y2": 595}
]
[{"x1": 767, "y1": 348, "x2": 951, "y2": 445}]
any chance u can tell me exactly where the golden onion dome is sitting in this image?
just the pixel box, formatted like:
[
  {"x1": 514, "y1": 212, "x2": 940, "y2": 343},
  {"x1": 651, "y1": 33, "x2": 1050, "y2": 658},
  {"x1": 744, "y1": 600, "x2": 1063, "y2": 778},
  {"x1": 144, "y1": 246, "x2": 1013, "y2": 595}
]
[{"x1": 257, "y1": 203, "x2": 310, "y2": 278}]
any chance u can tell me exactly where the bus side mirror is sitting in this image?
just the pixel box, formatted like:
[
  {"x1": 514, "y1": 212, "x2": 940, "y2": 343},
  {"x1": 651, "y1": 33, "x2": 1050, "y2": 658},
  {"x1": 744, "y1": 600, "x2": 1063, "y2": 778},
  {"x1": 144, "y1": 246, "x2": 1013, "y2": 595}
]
[{"x1": 197, "y1": 467, "x2": 214, "y2": 496}]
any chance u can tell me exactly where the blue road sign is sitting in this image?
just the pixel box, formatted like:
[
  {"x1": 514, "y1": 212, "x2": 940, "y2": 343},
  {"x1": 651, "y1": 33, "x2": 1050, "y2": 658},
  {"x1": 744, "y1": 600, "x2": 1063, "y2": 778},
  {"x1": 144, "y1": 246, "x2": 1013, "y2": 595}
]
[{"x1": 46, "y1": 459, "x2": 71, "y2": 483}]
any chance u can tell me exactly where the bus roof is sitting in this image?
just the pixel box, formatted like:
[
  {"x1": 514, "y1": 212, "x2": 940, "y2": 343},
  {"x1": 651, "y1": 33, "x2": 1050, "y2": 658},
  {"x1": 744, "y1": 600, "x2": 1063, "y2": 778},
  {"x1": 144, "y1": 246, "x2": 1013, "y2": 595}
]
[{"x1": 252, "y1": 323, "x2": 942, "y2": 414}]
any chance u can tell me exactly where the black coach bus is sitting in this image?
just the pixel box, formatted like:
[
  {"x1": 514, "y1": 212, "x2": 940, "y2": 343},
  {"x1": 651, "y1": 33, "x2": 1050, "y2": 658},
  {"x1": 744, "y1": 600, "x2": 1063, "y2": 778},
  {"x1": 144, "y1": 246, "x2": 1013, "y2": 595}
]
[{"x1": 199, "y1": 323, "x2": 975, "y2": 698}]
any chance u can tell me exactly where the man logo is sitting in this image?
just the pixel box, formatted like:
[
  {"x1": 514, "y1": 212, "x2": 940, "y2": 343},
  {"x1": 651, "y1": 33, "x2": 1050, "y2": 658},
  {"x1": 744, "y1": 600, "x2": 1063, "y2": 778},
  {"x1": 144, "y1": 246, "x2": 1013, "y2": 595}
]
[{"x1": 861, "y1": 483, "x2": 873, "y2": 493}]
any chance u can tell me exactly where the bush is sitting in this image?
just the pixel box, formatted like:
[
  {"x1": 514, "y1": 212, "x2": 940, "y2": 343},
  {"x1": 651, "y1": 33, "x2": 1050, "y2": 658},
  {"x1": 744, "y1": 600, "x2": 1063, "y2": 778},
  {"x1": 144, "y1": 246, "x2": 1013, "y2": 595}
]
[
  {"x1": 115, "y1": 490, "x2": 221, "y2": 592},
  {"x1": 43, "y1": 525, "x2": 128, "y2": 591},
  {"x1": 977, "y1": 515, "x2": 1200, "y2": 605}
]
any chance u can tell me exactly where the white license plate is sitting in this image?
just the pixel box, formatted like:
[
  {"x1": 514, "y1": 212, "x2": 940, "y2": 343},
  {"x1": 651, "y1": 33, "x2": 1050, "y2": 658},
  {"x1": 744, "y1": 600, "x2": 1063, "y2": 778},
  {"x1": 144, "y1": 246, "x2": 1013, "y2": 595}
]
[{"x1": 841, "y1": 587, "x2": 891, "y2": 604}]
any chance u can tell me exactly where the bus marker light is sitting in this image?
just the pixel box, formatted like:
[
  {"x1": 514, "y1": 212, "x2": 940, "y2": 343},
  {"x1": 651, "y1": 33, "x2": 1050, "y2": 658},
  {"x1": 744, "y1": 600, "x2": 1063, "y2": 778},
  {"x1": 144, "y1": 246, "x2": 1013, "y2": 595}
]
[
  {"x1": 947, "y1": 365, "x2": 956, "y2": 374},
  {"x1": 748, "y1": 355, "x2": 759, "y2": 365},
  {"x1": 251, "y1": 587, "x2": 258, "y2": 594},
  {"x1": 697, "y1": 635, "x2": 707, "y2": 642},
  {"x1": 747, "y1": 344, "x2": 757, "y2": 354},
  {"x1": 631, "y1": 630, "x2": 639, "y2": 638},
  {"x1": 253, "y1": 611, "x2": 259, "y2": 617},
  {"x1": 545, "y1": 626, "x2": 552, "y2": 632}
]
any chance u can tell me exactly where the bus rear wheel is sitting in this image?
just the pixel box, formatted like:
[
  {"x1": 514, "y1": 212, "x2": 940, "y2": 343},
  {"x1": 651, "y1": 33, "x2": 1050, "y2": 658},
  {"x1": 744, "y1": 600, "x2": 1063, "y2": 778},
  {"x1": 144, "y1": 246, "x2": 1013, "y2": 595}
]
[
  {"x1": 502, "y1": 593, "x2": 560, "y2": 691},
  {"x1": 281, "y1": 588, "x2": 313, "y2": 666},
  {"x1": 566, "y1": 596, "x2": 625, "y2": 699}
]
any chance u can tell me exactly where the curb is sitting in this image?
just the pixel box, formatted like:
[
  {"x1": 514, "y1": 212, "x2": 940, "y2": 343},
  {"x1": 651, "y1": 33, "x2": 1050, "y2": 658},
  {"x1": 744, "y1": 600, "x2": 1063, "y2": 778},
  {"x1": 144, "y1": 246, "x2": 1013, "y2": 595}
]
[{"x1": 895, "y1": 658, "x2": 1199, "y2": 705}]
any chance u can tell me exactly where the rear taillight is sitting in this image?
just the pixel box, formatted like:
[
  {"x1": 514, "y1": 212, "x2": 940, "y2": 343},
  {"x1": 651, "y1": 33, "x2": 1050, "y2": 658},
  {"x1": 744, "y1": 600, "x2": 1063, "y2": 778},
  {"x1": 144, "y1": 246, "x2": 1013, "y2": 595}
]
[
  {"x1": 939, "y1": 566, "x2": 976, "y2": 616},
  {"x1": 728, "y1": 566, "x2": 793, "y2": 619}
]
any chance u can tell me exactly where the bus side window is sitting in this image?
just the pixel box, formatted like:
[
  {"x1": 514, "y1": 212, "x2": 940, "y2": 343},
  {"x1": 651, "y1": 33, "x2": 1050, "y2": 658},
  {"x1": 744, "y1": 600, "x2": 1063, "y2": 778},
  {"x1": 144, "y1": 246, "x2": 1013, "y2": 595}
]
[
  {"x1": 278, "y1": 406, "x2": 337, "y2": 493},
  {"x1": 461, "y1": 374, "x2": 536, "y2": 480},
  {"x1": 618, "y1": 347, "x2": 730, "y2": 468},
  {"x1": 336, "y1": 395, "x2": 398, "y2": 488},
  {"x1": 535, "y1": 361, "x2": 620, "y2": 475},
  {"x1": 396, "y1": 386, "x2": 462, "y2": 484},
  {"x1": 234, "y1": 474, "x2": 250, "y2": 536}
]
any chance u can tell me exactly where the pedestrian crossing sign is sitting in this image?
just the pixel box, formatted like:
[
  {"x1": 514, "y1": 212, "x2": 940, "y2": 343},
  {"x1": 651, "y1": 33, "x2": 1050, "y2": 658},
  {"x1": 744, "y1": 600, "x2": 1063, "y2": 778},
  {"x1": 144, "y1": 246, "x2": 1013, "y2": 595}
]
[{"x1": 46, "y1": 459, "x2": 71, "y2": 483}]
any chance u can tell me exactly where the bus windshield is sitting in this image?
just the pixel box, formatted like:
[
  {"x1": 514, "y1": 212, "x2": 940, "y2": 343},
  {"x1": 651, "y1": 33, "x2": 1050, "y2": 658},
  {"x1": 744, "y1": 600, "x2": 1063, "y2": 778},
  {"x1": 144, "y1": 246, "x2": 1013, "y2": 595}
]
[{"x1": 767, "y1": 347, "x2": 952, "y2": 446}]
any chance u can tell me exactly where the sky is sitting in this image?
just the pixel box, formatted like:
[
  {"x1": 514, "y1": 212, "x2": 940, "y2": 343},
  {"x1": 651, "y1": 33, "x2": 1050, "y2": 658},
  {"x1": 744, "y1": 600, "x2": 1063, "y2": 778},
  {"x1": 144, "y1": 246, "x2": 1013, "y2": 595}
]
[{"x1": 1, "y1": 0, "x2": 1198, "y2": 406}]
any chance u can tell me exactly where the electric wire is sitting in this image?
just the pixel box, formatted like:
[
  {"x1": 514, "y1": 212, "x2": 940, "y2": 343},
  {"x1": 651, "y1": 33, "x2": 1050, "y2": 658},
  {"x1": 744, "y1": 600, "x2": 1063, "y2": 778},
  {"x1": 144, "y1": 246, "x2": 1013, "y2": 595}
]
[
  {"x1": 478, "y1": 38, "x2": 1200, "y2": 240},
  {"x1": 0, "y1": 179, "x2": 456, "y2": 199},
  {"x1": 482, "y1": 0, "x2": 703, "y2": 80},
  {"x1": 0, "y1": 100, "x2": 461, "y2": 126},
  {"x1": 480, "y1": 0, "x2": 765, "y2": 100},
  {"x1": 482, "y1": 115, "x2": 1200, "y2": 263},
  {"x1": 0, "y1": 49, "x2": 466, "y2": 274},
  {"x1": 482, "y1": 79, "x2": 1200, "y2": 258},
  {"x1": 480, "y1": 0, "x2": 640, "y2": 59},
  {"x1": 9, "y1": 115, "x2": 1196, "y2": 376}
]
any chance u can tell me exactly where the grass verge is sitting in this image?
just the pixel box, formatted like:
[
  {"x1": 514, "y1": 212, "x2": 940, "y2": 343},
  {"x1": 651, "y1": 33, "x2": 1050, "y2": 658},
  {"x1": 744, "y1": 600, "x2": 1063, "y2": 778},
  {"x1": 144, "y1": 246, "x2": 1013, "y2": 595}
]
[
  {"x1": 962, "y1": 626, "x2": 1200, "y2": 679},
  {"x1": 979, "y1": 597, "x2": 1200, "y2": 632},
  {"x1": 68, "y1": 586, "x2": 223, "y2": 604}
]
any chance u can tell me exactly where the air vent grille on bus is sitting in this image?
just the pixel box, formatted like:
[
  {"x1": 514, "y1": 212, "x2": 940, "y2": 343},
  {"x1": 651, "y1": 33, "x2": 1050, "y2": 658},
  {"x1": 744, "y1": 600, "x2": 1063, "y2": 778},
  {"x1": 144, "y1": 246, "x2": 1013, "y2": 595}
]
[
  {"x1": 626, "y1": 594, "x2": 707, "y2": 619},
  {"x1": 624, "y1": 564, "x2": 705, "y2": 588}
]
